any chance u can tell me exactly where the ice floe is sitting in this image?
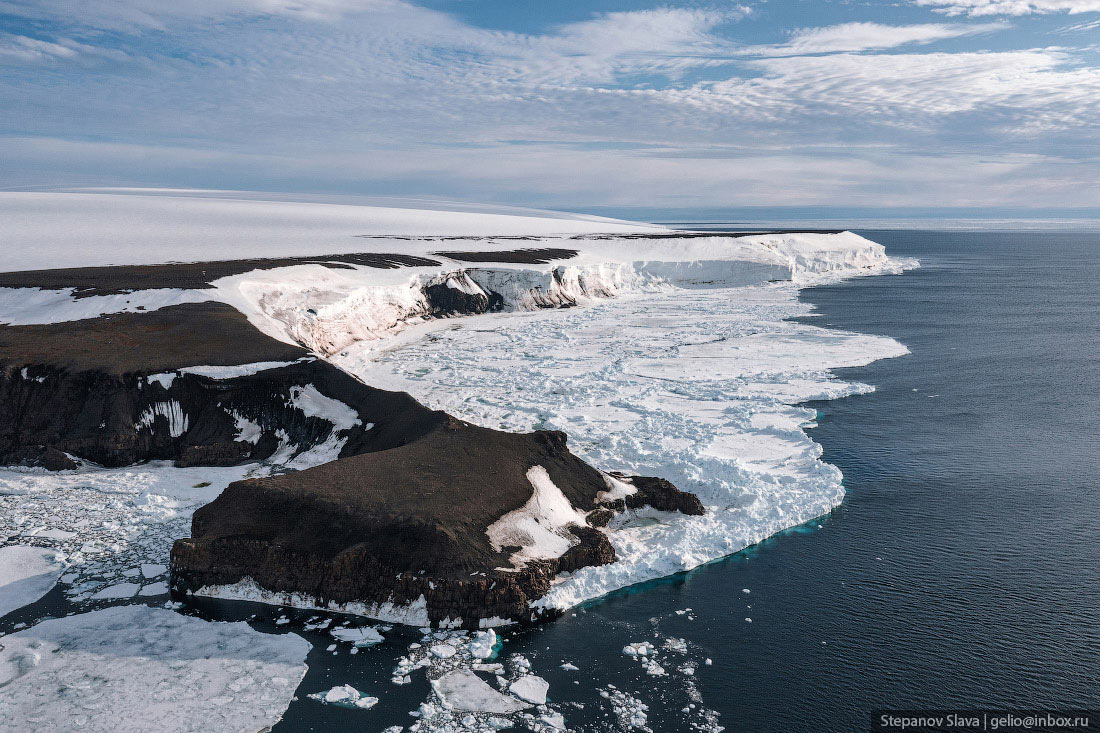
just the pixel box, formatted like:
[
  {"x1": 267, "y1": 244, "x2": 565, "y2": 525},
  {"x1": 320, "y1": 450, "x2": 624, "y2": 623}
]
[
  {"x1": 0, "y1": 545, "x2": 65, "y2": 618},
  {"x1": 331, "y1": 625, "x2": 386, "y2": 647},
  {"x1": 0, "y1": 605, "x2": 308, "y2": 730},
  {"x1": 390, "y1": 627, "x2": 570, "y2": 732},
  {"x1": 0, "y1": 461, "x2": 256, "y2": 604},
  {"x1": 309, "y1": 684, "x2": 379, "y2": 709}
]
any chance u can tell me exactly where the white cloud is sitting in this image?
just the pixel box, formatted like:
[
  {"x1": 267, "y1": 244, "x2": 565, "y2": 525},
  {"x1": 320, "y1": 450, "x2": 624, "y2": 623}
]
[
  {"x1": 0, "y1": 33, "x2": 128, "y2": 65},
  {"x1": 0, "y1": 35, "x2": 77, "y2": 62},
  {"x1": 0, "y1": 0, "x2": 1097, "y2": 207},
  {"x1": 752, "y1": 21, "x2": 1007, "y2": 55},
  {"x1": 639, "y1": 48, "x2": 1100, "y2": 132},
  {"x1": 0, "y1": 0, "x2": 399, "y2": 29},
  {"x1": 913, "y1": 0, "x2": 1100, "y2": 16}
]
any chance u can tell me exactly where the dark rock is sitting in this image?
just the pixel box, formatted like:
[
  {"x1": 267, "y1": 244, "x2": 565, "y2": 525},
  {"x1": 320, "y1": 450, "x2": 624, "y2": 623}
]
[
  {"x1": 171, "y1": 423, "x2": 619, "y2": 627},
  {"x1": 607, "y1": 472, "x2": 707, "y2": 516}
]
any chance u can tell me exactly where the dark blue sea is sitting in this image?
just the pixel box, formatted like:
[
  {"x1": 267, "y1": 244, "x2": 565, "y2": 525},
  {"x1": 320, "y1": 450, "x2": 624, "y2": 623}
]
[{"x1": 261, "y1": 230, "x2": 1100, "y2": 730}]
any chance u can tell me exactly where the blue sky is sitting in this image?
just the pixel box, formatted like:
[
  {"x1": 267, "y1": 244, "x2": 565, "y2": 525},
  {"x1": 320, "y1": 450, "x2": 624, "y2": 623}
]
[{"x1": 1, "y1": 0, "x2": 1099, "y2": 211}]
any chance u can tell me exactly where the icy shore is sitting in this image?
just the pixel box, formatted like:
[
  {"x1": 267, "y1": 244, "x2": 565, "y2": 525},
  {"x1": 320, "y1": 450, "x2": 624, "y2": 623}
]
[{"x1": 0, "y1": 192, "x2": 916, "y2": 627}]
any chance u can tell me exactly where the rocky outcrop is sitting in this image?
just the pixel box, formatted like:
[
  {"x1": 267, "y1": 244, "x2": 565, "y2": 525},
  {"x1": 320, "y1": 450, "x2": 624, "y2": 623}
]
[
  {"x1": 610, "y1": 472, "x2": 706, "y2": 516},
  {"x1": 171, "y1": 425, "x2": 627, "y2": 627},
  {"x1": 0, "y1": 303, "x2": 445, "y2": 468}
]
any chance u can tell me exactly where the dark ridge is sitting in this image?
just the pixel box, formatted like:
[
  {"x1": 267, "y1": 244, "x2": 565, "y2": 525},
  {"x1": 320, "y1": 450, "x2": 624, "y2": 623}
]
[
  {"x1": 575, "y1": 230, "x2": 847, "y2": 240},
  {"x1": 0, "y1": 355, "x2": 445, "y2": 469},
  {"x1": 354, "y1": 230, "x2": 845, "y2": 243},
  {"x1": 436, "y1": 248, "x2": 579, "y2": 264},
  {"x1": 0, "y1": 302, "x2": 306, "y2": 375},
  {"x1": 0, "y1": 253, "x2": 442, "y2": 297}
]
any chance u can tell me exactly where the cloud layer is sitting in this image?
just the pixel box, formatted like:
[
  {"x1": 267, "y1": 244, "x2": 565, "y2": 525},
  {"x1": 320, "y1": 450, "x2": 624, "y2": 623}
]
[{"x1": 0, "y1": 0, "x2": 1097, "y2": 208}]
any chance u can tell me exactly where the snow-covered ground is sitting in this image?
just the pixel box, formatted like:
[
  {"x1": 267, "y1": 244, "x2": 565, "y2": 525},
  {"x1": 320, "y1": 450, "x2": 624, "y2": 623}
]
[
  {"x1": 0, "y1": 191, "x2": 661, "y2": 272},
  {"x1": 0, "y1": 605, "x2": 308, "y2": 731}
]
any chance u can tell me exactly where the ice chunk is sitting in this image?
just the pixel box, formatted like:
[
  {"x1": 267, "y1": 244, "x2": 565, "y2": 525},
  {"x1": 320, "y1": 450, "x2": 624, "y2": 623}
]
[
  {"x1": 142, "y1": 563, "x2": 167, "y2": 578},
  {"x1": 0, "y1": 545, "x2": 65, "y2": 617},
  {"x1": 430, "y1": 643, "x2": 457, "y2": 659},
  {"x1": 308, "y1": 684, "x2": 379, "y2": 709},
  {"x1": 509, "y1": 675, "x2": 549, "y2": 705},
  {"x1": 468, "y1": 629, "x2": 497, "y2": 659},
  {"x1": 431, "y1": 669, "x2": 530, "y2": 714},
  {"x1": 0, "y1": 606, "x2": 308, "y2": 730},
  {"x1": 331, "y1": 626, "x2": 385, "y2": 647}
]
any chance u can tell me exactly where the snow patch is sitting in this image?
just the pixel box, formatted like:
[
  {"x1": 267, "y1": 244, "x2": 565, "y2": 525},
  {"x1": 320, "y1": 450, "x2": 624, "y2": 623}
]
[
  {"x1": 486, "y1": 466, "x2": 589, "y2": 570},
  {"x1": 195, "y1": 577, "x2": 430, "y2": 626},
  {"x1": 180, "y1": 360, "x2": 305, "y2": 379},
  {"x1": 136, "y1": 401, "x2": 189, "y2": 438},
  {"x1": 288, "y1": 384, "x2": 362, "y2": 429}
]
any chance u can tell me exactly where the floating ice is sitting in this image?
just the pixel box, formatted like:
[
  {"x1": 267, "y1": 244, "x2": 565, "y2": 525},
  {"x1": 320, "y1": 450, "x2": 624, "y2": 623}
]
[
  {"x1": 0, "y1": 545, "x2": 65, "y2": 617},
  {"x1": 331, "y1": 625, "x2": 385, "y2": 647},
  {"x1": 468, "y1": 629, "x2": 498, "y2": 659},
  {"x1": 432, "y1": 669, "x2": 530, "y2": 714},
  {"x1": 509, "y1": 675, "x2": 549, "y2": 705},
  {"x1": 91, "y1": 582, "x2": 140, "y2": 599},
  {"x1": 431, "y1": 643, "x2": 458, "y2": 659},
  {"x1": 0, "y1": 605, "x2": 308, "y2": 730},
  {"x1": 309, "y1": 684, "x2": 379, "y2": 709}
]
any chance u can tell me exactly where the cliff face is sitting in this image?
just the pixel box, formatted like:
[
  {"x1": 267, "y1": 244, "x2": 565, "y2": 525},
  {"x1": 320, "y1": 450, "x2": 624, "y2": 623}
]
[{"x1": 0, "y1": 302, "x2": 445, "y2": 469}]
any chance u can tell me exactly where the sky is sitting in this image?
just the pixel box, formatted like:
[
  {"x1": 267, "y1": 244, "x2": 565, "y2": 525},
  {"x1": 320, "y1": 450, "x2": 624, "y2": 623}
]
[{"x1": 2, "y1": 0, "x2": 1099, "y2": 213}]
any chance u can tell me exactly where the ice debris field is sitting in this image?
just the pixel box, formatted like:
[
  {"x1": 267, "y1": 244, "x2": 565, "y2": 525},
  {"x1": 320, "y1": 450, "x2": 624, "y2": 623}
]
[{"x1": 0, "y1": 191, "x2": 917, "y2": 731}]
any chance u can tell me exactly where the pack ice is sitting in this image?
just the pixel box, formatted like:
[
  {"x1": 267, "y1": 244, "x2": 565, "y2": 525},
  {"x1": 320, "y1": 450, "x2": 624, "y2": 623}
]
[{"x1": 0, "y1": 605, "x2": 309, "y2": 731}]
